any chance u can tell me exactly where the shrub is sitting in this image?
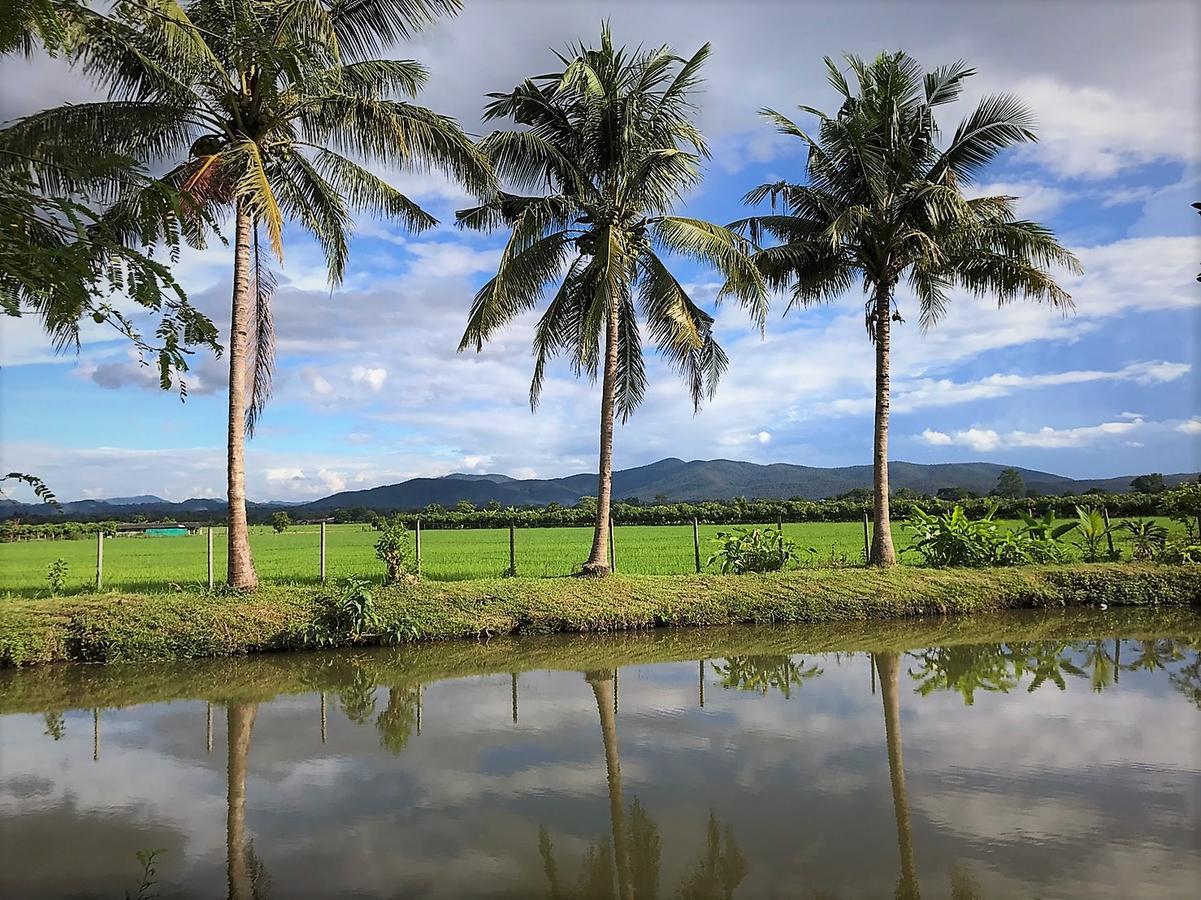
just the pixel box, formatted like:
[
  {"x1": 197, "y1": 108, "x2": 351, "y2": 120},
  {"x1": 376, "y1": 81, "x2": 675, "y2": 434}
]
[
  {"x1": 374, "y1": 515, "x2": 412, "y2": 582},
  {"x1": 270, "y1": 511, "x2": 291, "y2": 533},
  {"x1": 1119, "y1": 519, "x2": 1169, "y2": 560},
  {"x1": 708, "y1": 526, "x2": 797, "y2": 574},
  {"x1": 905, "y1": 504, "x2": 1074, "y2": 568},
  {"x1": 305, "y1": 579, "x2": 380, "y2": 647},
  {"x1": 46, "y1": 558, "x2": 68, "y2": 595}
]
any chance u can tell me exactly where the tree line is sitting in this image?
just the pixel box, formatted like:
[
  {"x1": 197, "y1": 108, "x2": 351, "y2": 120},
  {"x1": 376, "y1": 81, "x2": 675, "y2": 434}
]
[{"x1": 4, "y1": 3, "x2": 1091, "y2": 582}]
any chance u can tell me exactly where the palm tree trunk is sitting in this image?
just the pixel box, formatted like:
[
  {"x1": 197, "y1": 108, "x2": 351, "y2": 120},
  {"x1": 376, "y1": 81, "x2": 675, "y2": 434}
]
[
  {"x1": 583, "y1": 300, "x2": 620, "y2": 575},
  {"x1": 876, "y1": 652, "x2": 919, "y2": 900},
  {"x1": 871, "y1": 286, "x2": 897, "y2": 566},
  {"x1": 226, "y1": 702, "x2": 258, "y2": 900},
  {"x1": 587, "y1": 670, "x2": 631, "y2": 900},
  {"x1": 226, "y1": 200, "x2": 258, "y2": 589}
]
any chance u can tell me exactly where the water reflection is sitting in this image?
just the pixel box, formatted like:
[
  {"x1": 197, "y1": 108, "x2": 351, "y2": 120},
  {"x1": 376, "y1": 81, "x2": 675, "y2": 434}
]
[{"x1": 1, "y1": 608, "x2": 1199, "y2": 898}]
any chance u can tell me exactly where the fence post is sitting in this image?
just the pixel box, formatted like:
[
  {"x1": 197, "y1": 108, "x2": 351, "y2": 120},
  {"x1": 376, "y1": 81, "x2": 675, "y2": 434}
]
[
  {"x1": 415, "y1": 517, "x2": 422, "y2": 576},
  {"x1": 692, "y1": 518, "x2": 702, "y2": 573},
  {"x1": 206, "y1": 702, "x2": 212, "y2": 754},
  {"x1": 508, "y1": 523, "x2": 517, "y2": 576},
  {"x1": 206, "y1": 526, "x2": 214, "y2": 589},
  {"x1": 862, "y1": 512, "x2": 871, "y2": 565},
  {"x1": 699, "y1": 659, "x2": 705, "y2": 707},
  {"x1": 1102, "y1": 507, "x2": 1116, "y2": 559},
  {"x1": 95, "y1": 530, "x2": 104, "y2": 591},
  {"x1": 608, "y1": 517, "x2": 616, "y2": 572},
  {"x1": 319, "y1": 520, "x2": 327, "y2": 583}
]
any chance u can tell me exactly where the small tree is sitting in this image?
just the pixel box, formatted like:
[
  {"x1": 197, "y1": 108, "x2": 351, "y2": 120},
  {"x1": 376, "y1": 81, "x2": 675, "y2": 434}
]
[
  {"x1": 270, "y1": 512, "x2": 291, "y2": 533},
  {"x1": 374, "y1": 515, "x2": 412, "y2": 583},
  {"x1": 936, "y1": 486, "x2": 968, "y2": 501},
  {"x1": 995, "y1": 468, "x2": 1026, "y2": 499},
  {"x1": 1130, "y1": 473, "x2": 1166, "y2": 494}
]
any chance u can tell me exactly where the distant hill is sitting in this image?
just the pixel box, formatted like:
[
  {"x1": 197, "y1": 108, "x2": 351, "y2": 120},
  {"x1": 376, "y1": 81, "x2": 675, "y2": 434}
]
[
  {"x1": 3, "y1": 459, "x2": 1194, "y2": 520},
  {"x1": 297, "y1": 458, "x2": 1198, "y2": 513}
]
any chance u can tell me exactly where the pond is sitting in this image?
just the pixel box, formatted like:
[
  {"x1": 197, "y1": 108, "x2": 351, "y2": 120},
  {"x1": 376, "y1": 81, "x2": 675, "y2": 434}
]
[{"x1": 1, "y1": 607, "x2": 1199, "y2": 899}]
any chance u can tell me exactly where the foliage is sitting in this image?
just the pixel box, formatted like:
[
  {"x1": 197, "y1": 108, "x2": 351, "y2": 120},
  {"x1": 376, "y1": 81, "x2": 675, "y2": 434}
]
[
  {"x1": 707, "y1": 526, "x2": 797, "y2": 573},
  {"x1": 45, "y1": 557, "x2": 68, "y2": 594},
  {"x1": 1130, "y1": 473, "x2": 1166, "y2": 494},
  {"x1": 713, "y1": 654, "x2": 822, "y2": 698},
  {"x1": 1, "y1": 472, "x2": 59, "y2": 507},
  {"x1": 904, "y1": 504, "x2": 1074, "y2": 568},
  {"x1": 270, "y1": 512, "x2": 291, "y2": 534},
  {"x1": 1072, "y1": 506, "x2": 1118, "y2": 562},
  {"x1": 995, "y1": 467, "x2": 1025, "y2": 499},
  {"x1": 1, "y1": 2, "x2": 220, "y2": 393},
  {"x1": 304, "y1": 578, "x2": 380, "y2": 647},
  {"x1": 1119, "y1": 519, "x2": 1169, "y2": 560},
  {"x1": 374, "y1": 686, "x2": 420, "y2": 754},
  {"x1": 374, "y1": 515, "x2": 412, "y2": 582}
]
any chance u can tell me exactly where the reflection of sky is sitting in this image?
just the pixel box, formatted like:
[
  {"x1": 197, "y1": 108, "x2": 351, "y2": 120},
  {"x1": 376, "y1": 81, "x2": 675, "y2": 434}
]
[{"x1": 1, "y1": 640, "x2": 1199, "y2": 899}]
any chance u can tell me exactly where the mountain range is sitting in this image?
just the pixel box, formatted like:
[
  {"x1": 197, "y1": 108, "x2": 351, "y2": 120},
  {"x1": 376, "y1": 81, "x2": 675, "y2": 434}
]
[{"x1": 5, "y1": 458, "x2": 1192, "y2": 519}]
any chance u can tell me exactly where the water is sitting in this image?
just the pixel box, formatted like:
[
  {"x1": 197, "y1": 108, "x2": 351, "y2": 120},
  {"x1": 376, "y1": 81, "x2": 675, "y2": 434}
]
[{"x1": 2, "y1": 608, "x2": 1199, "y2": 899}]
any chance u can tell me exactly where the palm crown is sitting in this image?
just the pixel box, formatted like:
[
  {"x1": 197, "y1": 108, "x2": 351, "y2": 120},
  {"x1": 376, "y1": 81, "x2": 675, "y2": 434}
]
[
  {"x1": 5, "y1": 0, "x2": 492, "y2": 420},
  {"x1": 458, "y1": 24, "x2": 767, "y2": 420},
  {"x1": 736, "y1": 52, "x2": 1081, "y2": 331}
]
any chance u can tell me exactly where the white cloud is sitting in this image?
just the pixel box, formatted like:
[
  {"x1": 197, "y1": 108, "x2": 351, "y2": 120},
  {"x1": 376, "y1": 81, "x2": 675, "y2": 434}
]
[
  {"x1": 1177, "y1": 418, "x2": 1201, "y2": 435},
  {"x1": 817, "y1": 360, "x2": 1191, "y2": 418},
  {"x1": 970, "y1": 181, "x2": 1072, "y2": 218},
  {"x1": 919, "y1": 418, "x2": 1147, "y2": 451},
  {"x1": 1013, "y1": 77, "x2": 1199, "y2": 179},
  {"x1": 302, "y1": 368, "x2": 333, "y2": 397},
  {"x1": 350, "y1": 366, "x2": 388, "y2": 392}
]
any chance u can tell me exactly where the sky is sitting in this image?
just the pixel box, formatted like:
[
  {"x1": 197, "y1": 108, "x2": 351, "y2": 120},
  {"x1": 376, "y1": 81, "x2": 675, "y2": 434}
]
[{"x1": 1, "y1": 0, "x2": 1199, "y2": 503}]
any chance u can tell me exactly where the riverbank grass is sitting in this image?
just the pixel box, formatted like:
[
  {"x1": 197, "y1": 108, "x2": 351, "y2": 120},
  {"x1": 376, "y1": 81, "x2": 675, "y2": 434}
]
[{"x1": 1, "y1": 563, "x2": 1197, "y2": 666}]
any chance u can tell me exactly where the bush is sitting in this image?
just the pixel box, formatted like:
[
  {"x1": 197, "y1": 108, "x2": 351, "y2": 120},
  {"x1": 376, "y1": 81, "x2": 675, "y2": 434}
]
[
  {"x1": 46, "y1": 558, "x2": 68, "y2": 595},
  {"x1": 304, "y1": 579, "x2": 380, "y2": 647},
  {"x1": 1119, "y1": 519, "x2": 1169, "y2": 560},
  {"x1": 905, "y1": 504, "x2": 1074, "y2": 568},
  {"x1": 270, "y1": 511, "x2": 291, "y2": 533},
  {"x1": 374, "y1": 515, "x2": 412, "y2": 583},
  {"x1": 707, "y1": 526, "x2": 798, "y2": 574}
]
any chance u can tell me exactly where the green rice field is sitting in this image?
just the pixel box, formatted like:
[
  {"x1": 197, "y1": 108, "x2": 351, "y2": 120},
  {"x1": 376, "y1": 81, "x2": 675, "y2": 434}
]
[{"x1": 0, "y1": 518, "x2": 1183, "y2": 598}]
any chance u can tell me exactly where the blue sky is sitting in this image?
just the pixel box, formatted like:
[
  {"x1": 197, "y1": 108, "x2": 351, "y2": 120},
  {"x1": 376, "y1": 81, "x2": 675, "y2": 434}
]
[{"x1": 1, "y1": 0, "x2": 1198, "y2": 501}]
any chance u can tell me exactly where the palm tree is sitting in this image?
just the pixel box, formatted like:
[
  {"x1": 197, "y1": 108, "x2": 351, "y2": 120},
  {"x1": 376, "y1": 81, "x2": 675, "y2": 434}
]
[
  {"x1": 458, "y1": 25, "x2": 767, "y2": 575},
  {"x1": 5, "y1": 0, "x2": 490, "y2": 588},
  {"x1": 735, "y1": 53, "x2": 1080, "y2": 565}
]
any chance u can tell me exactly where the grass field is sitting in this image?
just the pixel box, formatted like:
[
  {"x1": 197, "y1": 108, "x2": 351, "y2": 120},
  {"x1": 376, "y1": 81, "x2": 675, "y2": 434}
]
[{"x1": 0, "y1": 518, "x2": 1185, "y2": 598}]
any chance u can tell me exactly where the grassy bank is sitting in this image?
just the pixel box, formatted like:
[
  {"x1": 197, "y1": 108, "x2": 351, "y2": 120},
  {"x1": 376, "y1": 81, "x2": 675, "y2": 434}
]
[{"x1": 1, "y1": 563, "x2": 1197, "y2": 667}]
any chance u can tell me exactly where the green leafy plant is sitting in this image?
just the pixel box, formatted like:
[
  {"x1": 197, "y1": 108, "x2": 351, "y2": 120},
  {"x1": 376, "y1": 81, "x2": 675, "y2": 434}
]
[
  {"x1": 270, "y1": 511, "x2": 291, "y2": 533},
  {"x1": 707, "y1": 526, "x2": 797, "y2": 573},
  {"x1": 905, "y1": 504, "x2": 1073, "y2": 568},
  {"x1": 374, "y1": 515, "x2": 412, "y2": 583},
  {"x1": 1073, "y1": 506, "x2": 1117, "y2": 562},
  {"x1": 305, "y1": 579, "x2": 380, "y2": 647},
  {"x1": 46, "y1": 557, "x2": 68, "y2": 594},
  {"x1": 1119, "y1": 519, "x2": 1169, "y2": 560}
]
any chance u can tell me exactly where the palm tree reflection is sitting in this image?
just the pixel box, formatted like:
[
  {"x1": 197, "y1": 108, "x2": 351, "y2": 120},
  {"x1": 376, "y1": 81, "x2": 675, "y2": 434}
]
[{"x1": 875, "y1": 652, "x2": 919, "y2": 900}]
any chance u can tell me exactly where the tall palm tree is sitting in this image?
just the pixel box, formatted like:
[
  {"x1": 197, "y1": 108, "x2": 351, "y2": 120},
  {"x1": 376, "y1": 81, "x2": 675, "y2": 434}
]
[
  {"x1": 458, "y1": 25, "x2": 767, "y2": 575},
  {"x1": 5, "y1": 0, "x2": 491, "y2": 588},
  {"x1": 735, "y1": 53, "x2": 1080, "y2": 565}
]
